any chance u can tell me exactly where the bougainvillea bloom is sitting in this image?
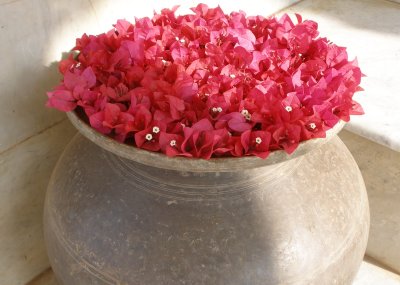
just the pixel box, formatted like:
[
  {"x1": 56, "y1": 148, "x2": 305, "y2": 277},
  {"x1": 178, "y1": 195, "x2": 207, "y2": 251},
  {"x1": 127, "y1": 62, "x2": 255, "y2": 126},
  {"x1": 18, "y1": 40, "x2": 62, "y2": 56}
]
[{"x1": 47, "y1": 4, "x2": 364, "y2": 159}]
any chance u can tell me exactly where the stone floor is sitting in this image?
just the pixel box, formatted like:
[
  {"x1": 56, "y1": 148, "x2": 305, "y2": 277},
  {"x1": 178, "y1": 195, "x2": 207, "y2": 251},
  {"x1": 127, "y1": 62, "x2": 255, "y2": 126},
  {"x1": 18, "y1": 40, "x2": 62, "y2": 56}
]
[{"x1": 27, "y1": 261, "x2": 400, "y2": 285}]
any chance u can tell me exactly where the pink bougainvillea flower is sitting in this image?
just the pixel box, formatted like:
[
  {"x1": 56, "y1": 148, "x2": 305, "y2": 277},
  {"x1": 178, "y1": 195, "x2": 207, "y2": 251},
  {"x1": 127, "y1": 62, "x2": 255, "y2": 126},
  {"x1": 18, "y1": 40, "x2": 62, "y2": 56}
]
[
  {"x1": 46, "y1": 4, "x2": 364, "y2": 159},
  {"x1": 58, "y1": 53, "x2": 77, "y2": 74},
  {"x1": 134, "y1": 120, "x2": 167, "y2": 150},
  {"x1": 46, "y1": 89, "x2": 76, "y2": 111},
  {"x1": 241, "y1": 130, "x2": 272, "y2": 159},
  {"x1": 216, "y1": 112, "x2": 252, "y2": 134},
  {"x1": 64, "y1": 67, "x2": 96, "y2": 92},
  {"x1": 159, "y1": 132, "x2": 188, "y2": 157}
]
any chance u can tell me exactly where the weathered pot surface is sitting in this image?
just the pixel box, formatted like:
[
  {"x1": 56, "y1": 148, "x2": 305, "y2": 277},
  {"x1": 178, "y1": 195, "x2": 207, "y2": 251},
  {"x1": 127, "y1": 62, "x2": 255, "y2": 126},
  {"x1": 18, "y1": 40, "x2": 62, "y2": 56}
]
[
  {"x1": 66, "y1": 110, "x2": 345, "y2": 172},
  {"x1": 44, "y1": 111, "x2": 369, "y2": 285}
]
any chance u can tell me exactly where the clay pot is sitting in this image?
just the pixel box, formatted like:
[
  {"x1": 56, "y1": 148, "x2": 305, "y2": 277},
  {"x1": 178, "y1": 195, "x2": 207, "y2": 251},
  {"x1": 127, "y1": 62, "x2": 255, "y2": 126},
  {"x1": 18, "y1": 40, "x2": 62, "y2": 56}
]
[{"x1": 44, "y1": 111, "x2": 369, "y2": 285}]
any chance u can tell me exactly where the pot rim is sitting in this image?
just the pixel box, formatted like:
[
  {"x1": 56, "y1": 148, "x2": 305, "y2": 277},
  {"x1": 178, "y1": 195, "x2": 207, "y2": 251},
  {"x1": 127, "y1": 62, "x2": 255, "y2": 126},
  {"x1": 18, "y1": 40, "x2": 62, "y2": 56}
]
[{"x1": 67, "y1": 110, "x2": 345, "y2": 172}]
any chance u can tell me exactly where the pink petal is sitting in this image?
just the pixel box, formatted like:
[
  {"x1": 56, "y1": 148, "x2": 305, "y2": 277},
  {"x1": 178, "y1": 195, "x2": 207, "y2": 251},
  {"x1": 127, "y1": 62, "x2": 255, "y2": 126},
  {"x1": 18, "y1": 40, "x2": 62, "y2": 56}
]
[
  {"x1": 123, "y1": 40, "x2": 145, "y2": 64},
  {"x1": 174, "y1": 72, "x2": 198, "y2": 102},
  {"x1": 89, "y1": 112, "x2": 112, "y2": 134},
  {"x1": 114, "y1": 19, "x2": 134, "y2": 36},
  {"x1": 227, "y1": 27, "x2": 256, "y2": 51},
  {"x1": 192, "y1": 118, "x2": 214, "y2": 132},
  {"x1": 46, "y1": 90, "x2": 76, "y2": 112},
  {"x1": 82, "y1": 67, "x2": 96, "y2": 88}
]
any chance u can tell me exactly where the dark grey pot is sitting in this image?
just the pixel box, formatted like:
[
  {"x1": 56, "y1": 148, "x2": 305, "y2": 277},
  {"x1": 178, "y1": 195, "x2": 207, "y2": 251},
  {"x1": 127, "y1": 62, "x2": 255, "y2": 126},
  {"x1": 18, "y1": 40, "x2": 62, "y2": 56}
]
[{"x1": 43, "y1": 111, "x2": 369, "y2": 285}]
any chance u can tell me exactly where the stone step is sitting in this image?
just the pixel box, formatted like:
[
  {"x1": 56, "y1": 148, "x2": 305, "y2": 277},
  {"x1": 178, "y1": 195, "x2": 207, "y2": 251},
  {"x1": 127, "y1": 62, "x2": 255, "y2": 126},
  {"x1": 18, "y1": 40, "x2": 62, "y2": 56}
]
[
  {"x1": 281, "y1": 0, "x2": 400, "y2": 152},
  {"x1": 339, "y1": 130, "x2": 400, "y2": 273},
  {"x1": 354, "y1": 261, "x2": 400, "y2": 285},
  {"x1": 27, "y1": 261, "x2": 400, "y2": 285}
]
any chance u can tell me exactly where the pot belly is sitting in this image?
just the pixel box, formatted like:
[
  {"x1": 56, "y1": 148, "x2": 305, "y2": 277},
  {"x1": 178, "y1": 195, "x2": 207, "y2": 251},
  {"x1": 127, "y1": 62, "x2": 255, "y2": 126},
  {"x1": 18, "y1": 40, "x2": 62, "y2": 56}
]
[{"x1": 44, "y1": 134, "x2": 369, "y2": 285}]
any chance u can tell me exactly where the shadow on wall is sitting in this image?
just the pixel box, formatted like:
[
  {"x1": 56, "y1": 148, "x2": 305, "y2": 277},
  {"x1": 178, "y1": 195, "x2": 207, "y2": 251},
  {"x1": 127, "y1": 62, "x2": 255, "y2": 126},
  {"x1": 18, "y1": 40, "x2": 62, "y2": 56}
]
[{"x1": 0, "y1": 0, "x2": 63, "y2": 154}]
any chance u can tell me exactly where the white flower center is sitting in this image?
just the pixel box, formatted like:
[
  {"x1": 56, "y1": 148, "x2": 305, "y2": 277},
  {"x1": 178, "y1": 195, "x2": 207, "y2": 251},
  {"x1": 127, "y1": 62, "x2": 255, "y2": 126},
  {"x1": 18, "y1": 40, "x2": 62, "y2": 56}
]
[
  {"x1": 145, "y1": 134, "x2": 153, "y2": 141},
  {"x1": 285, "y1": 106, "x2": 293, "y2": 112},
  {"x1": 216, "y1": 107, "x2": 223, "y2": 113},
  {"x1": 255, "y1": 137, "x2": 262, "y2": 144},
  {"x1": 241, "y1": 109, "x2": 249, "y2": 116},
  {"x1": 309, "y1": 123, "x2": 316, "y2": 130},
  {"x1": 229, "y1": 74, "x2": 236, "y2": 78},
  {"x1": 170, "y1": 140, "x2": 177, "y2": 147},
  {"x1": 212, "y1": 107, "x2": 218, "y2": 112},
  {"x1": 152, "y1": 126, "x2": 160, "y2": 134},
  {"x1": 180, "y1": 38, "x2": 186, "y2": 43}
]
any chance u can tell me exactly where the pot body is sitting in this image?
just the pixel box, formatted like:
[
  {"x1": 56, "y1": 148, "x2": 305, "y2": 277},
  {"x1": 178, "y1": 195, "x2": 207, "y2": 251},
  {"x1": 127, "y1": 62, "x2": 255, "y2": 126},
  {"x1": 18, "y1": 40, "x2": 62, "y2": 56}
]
[{"x1": 44, "y1": 134, "x2": 369, "y2": 285}]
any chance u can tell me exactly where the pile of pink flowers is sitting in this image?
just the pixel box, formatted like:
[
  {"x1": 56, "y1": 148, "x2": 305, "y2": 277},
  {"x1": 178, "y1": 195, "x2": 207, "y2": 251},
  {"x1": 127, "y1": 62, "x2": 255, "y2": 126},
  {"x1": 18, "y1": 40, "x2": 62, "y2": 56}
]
[{"x1": 47, "y1": 4, "x2": 363, "y2": 159}]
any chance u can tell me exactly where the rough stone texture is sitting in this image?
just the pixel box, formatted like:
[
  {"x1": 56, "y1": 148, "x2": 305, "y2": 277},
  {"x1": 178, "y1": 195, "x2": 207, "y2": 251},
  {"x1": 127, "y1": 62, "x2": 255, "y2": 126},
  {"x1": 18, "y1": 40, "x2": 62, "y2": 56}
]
[
  {"x1": 44, "y1": 125, "x2": 369, "y2": 284},
  {"x1": 0, "y1": 119, "x2": 76, "y2": 285},
  {"x1": 339, "y1": 130, "x2": 400, "y2": 273}
]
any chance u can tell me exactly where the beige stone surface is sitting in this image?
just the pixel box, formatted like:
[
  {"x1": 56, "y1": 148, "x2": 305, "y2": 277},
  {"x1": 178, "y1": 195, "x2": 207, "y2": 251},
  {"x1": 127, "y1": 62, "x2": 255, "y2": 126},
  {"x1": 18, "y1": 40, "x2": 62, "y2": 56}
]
[
  {"x1": 340, "y1": 130, "x2": 400, "y2": 273},
  {"x1": 26, "y1": 268, "x2": 59, "y2": 285},
  {"x1": 281, "y1": 0, "x2": 400, "y2": 151},
  {"x1": 354, "y1": 261, "x2": 400, "y2": 285},
  {"x1": 0, "y1": 0, "x2": 98, "y2": 153},
  {"x1": 88, "y1": 0, "x2": 301, "y2": 31},
  {"x1": 0, "y1": 119, "x2": 76, "y2": 285},
  {"x1": 28, "y1": 261, "x2": 400, "y2": 285}
]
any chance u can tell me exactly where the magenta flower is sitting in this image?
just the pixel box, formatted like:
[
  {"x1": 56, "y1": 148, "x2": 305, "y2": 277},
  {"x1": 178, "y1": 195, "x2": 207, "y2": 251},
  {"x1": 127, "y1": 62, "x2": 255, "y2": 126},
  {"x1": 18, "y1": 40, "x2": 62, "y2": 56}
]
[{"x1": 46, "y1": 4, "x2": 364, "y2": 159}]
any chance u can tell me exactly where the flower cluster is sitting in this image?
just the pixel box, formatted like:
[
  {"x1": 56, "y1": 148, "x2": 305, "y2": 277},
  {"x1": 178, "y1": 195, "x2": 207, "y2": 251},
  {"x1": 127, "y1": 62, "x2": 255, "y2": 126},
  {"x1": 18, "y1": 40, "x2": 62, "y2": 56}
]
[{"x1": 47, "y1": 4, "x2": 363, "y2": 159}]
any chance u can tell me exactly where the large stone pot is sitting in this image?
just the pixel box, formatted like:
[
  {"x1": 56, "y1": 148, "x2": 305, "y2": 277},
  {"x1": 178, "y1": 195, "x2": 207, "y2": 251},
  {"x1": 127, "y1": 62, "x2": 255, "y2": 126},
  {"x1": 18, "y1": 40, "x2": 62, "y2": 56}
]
[{"x1": 44, "y1": 111, "x2": 369, "y2": 285}]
